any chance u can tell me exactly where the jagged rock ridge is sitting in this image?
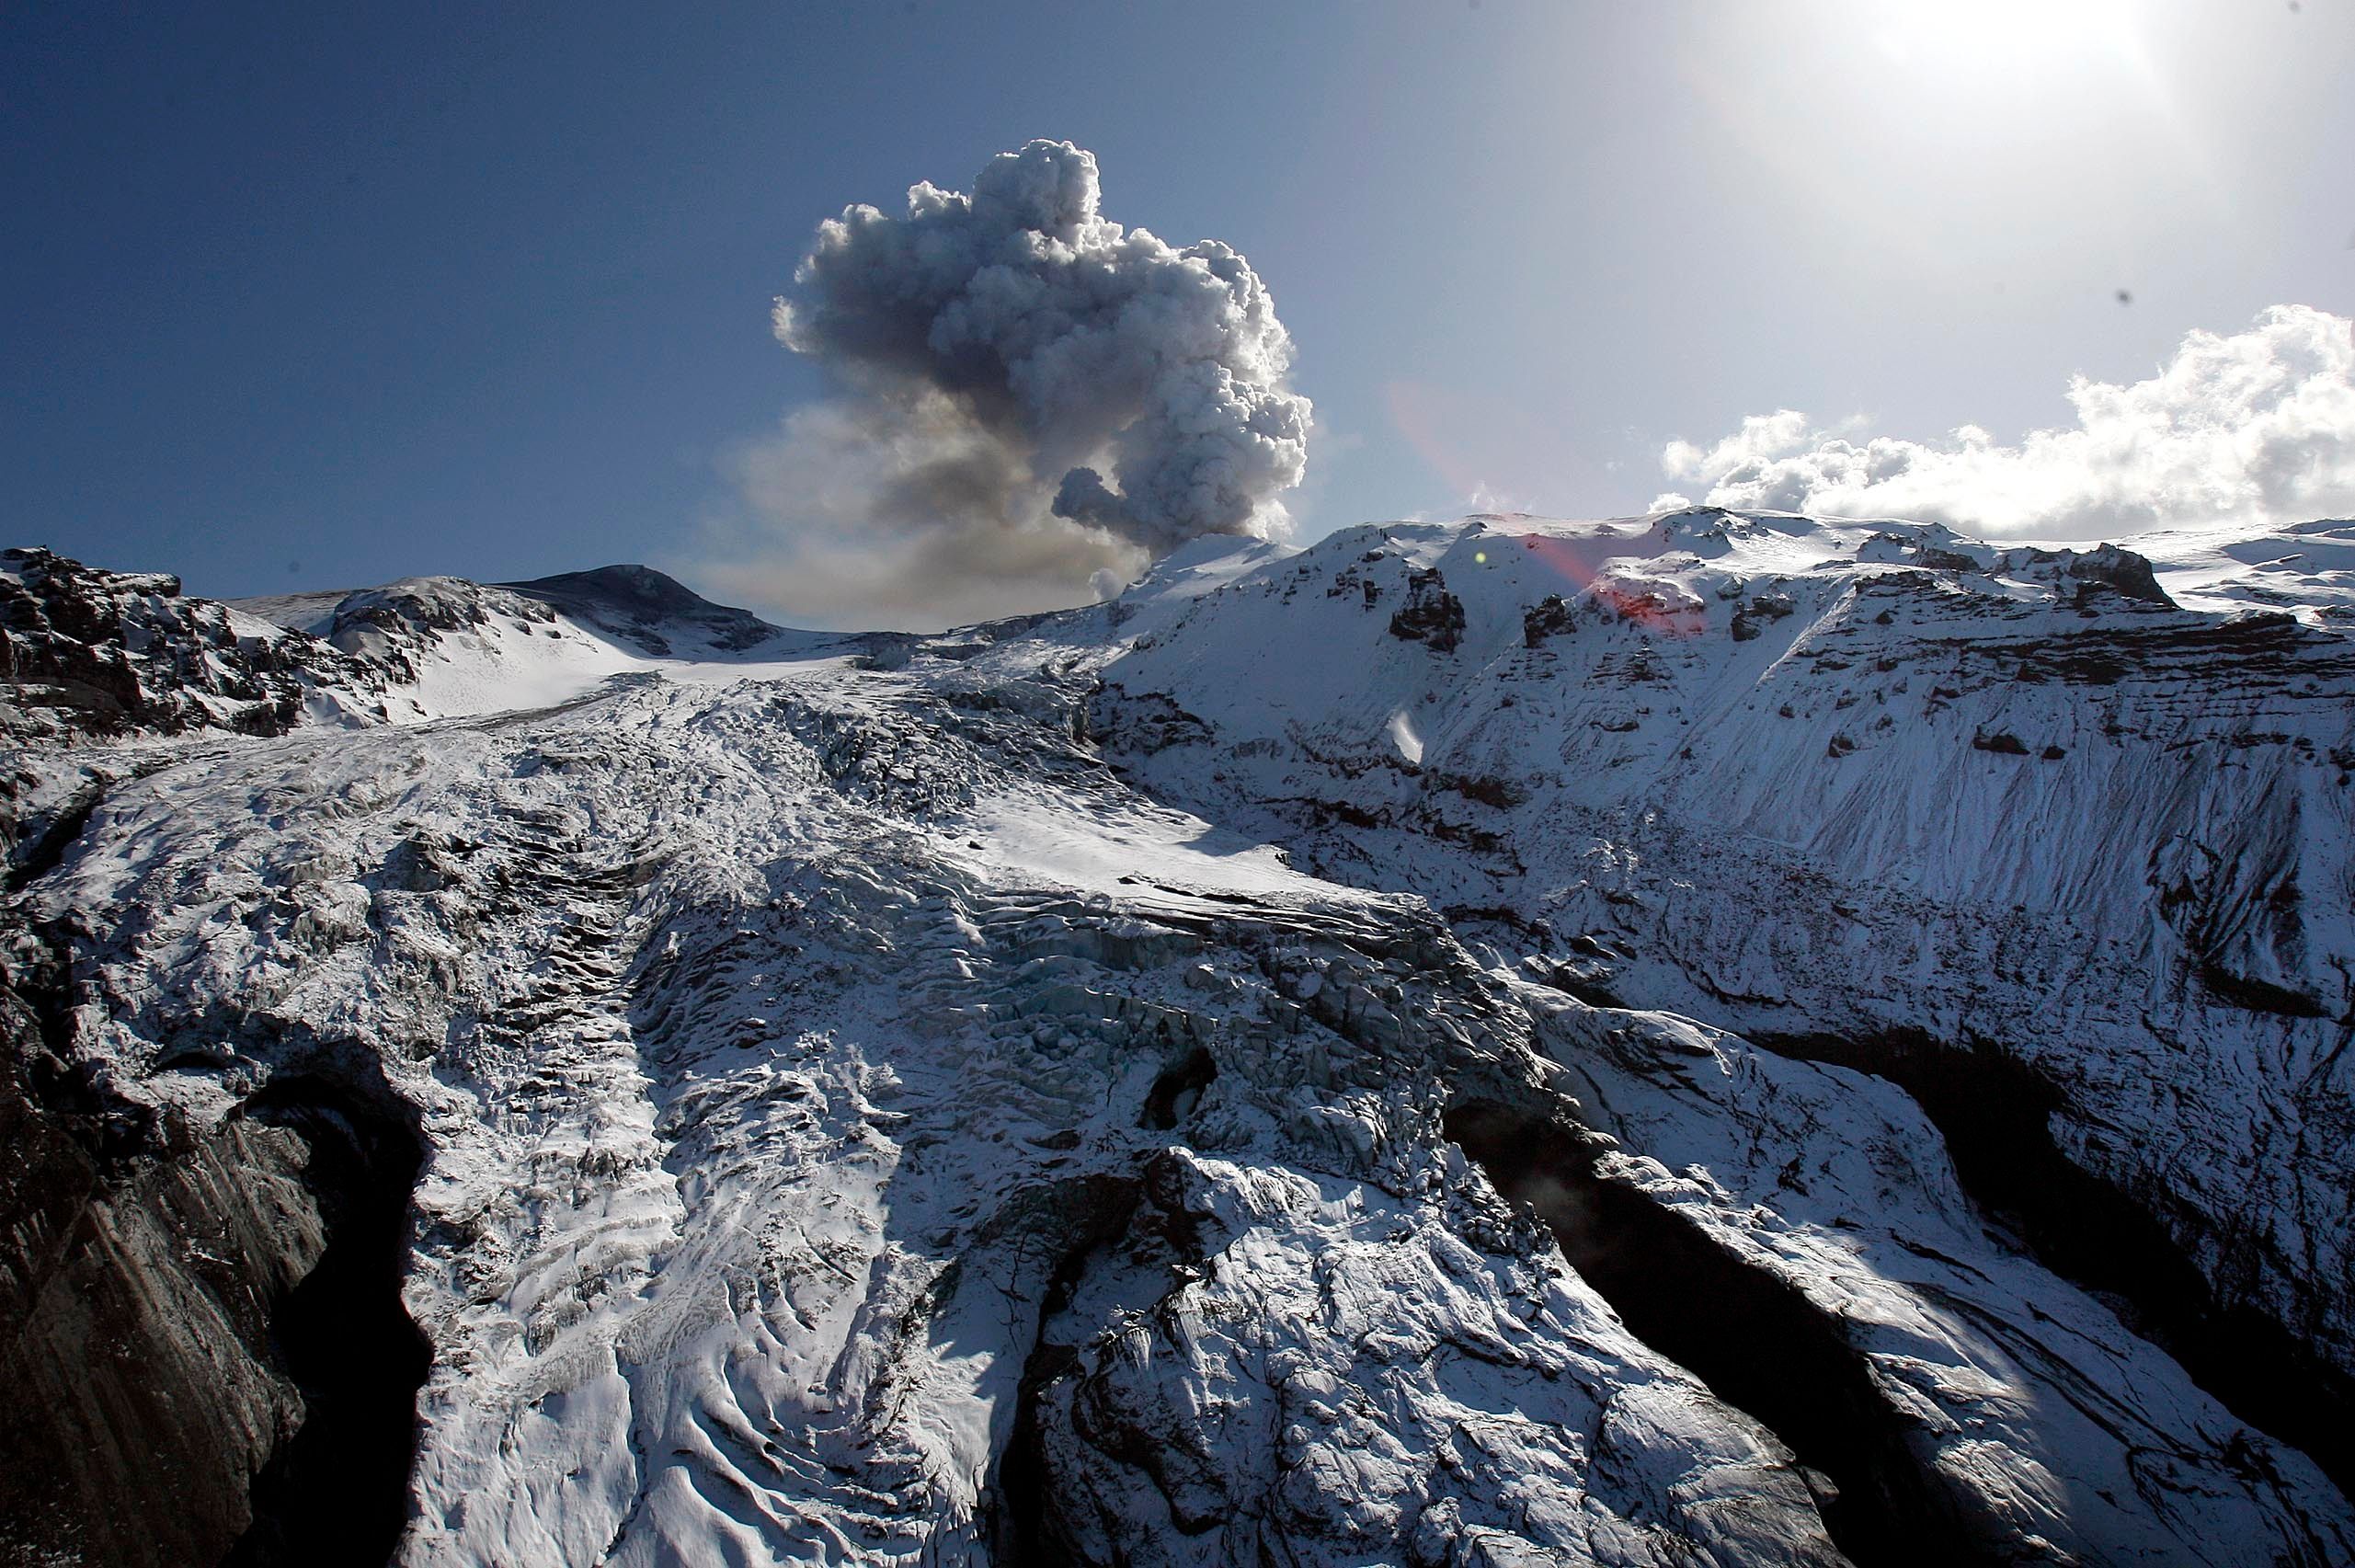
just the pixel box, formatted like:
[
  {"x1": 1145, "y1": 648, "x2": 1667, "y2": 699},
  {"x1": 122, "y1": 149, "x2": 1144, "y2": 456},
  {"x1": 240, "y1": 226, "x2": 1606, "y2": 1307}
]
[{"x1": 2, "y1": 518, "x2": 2351, "y2": 1566}]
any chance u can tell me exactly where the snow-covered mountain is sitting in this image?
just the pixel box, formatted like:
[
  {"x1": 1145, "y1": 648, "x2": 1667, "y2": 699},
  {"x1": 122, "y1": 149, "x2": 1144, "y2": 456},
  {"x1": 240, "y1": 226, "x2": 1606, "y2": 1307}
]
[
  {"x1": 4, "y1": 515, "x2": 2352, "y2": 1567},
  {"x1": 1086, "y1": 512, "x2": 2355, "y2": 1423}
]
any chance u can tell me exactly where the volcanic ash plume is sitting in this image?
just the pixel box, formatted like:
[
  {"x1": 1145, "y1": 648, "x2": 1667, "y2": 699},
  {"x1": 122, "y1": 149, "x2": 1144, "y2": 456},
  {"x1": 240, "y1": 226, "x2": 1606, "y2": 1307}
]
[{"x1": 730, "y1": 141, "x2": 1310, "y2": 625}]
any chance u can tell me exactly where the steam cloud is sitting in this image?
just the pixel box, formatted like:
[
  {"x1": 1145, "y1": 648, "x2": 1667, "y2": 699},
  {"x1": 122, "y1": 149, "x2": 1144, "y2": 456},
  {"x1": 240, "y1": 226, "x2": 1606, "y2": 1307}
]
[
  {"x1": 711, "y1": 140, "x2": 1311, "y2": 628},
  {"x1": 1655, "y1": 305, "x2": 2355, "y2": 539}
]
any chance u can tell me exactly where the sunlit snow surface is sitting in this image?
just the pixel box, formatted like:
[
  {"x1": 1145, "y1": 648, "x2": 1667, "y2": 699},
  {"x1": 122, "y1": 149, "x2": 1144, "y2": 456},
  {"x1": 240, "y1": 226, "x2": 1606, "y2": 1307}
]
[{"x1": 25, "y1": 513, "x2": 2355, "y2": 1562}]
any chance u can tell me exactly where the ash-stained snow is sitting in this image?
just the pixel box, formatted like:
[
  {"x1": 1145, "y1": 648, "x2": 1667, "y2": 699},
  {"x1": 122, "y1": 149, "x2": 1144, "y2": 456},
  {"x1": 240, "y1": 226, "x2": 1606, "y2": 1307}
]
[{"x1": 8, "y1": 523, "x2": 2355, "y2": 1564}]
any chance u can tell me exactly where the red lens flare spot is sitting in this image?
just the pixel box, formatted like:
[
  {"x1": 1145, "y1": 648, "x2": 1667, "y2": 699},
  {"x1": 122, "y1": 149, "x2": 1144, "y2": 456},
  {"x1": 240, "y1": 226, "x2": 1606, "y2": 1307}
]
[{"x1": 1515, "y1": 532, "x2": 1708, "y2": 636}]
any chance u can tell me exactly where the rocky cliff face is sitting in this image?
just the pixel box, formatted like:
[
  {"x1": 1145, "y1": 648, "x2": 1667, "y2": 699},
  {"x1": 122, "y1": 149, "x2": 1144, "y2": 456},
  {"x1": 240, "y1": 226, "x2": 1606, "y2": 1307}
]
[
  {"x1": 5, "y1": 517, "x2": 2353, "y2": 1566},
  {"x1": 1086, "y1": 510, "x2": 2355, "y2": 1474}
]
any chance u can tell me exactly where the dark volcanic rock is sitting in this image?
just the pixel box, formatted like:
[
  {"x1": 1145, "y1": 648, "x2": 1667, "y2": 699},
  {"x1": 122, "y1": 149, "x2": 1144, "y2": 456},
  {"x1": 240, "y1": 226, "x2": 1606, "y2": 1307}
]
[
  {"x1": 0, "y1": 547, "x2": 362, "y2": 746},
  {"x1": 505, "y1": 564, "x2": 783, "y2": 656},
  {"x1": 1522, "y1": 593, "x2": 1577, "y2": 647},
  {"x1": 0, "y1": 916, "x2": 428, "y2": 1568},
  {"x1": 1387, "y1": 567, "x2": 1466, "y2": 652},
  {"x1": 1730, "y1": 590, "x2": 1797, "y2": 642}
]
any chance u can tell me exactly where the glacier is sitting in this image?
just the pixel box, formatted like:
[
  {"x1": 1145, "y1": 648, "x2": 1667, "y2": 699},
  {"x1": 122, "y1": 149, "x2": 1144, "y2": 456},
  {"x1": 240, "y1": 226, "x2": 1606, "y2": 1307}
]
[{"x1": 3, "y1": 511, "x2": 2353, "y2": 1566}]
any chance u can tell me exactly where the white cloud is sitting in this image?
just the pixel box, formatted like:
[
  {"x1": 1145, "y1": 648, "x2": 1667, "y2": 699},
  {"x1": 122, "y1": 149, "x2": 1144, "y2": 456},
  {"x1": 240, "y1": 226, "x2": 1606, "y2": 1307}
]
[{"x1": 1660, "y1": 305, "x2": 2355, "y2": 539}]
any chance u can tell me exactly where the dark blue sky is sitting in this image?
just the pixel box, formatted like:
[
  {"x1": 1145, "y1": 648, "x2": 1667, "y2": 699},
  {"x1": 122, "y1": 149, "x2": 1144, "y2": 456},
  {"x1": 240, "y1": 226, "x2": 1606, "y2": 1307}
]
[{"x1": 7, "y1": 1, "x2": 2349, "y2": 612}]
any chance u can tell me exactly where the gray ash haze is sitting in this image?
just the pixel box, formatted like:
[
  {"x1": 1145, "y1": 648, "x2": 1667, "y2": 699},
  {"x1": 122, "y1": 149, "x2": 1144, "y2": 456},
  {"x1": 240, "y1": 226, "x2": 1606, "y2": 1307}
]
[{"x1": 705, "y1": 140, "x2": 1311, "y2": 628}]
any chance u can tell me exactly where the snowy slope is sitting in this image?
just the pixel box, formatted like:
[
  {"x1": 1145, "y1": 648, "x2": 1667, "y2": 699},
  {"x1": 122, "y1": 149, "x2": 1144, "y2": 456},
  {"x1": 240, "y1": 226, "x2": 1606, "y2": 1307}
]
[
  {"x1": 1, "y1": 550, "x2": 840, "y2": 883},
  {"x1": 6, "y1": 525, "x2": 2355, "y2": 1565},
  {"x1": 2134, "y1": 516, "x2": 2355, "y2": 625},
  {"x1": 10, "y1": 635, "x2": 1858, "y2": 1565},
  {"x1": 1080, "y1": 509, "x2": 2355, "y2": 1490},
  {"x1": 230, "y1": 569, "x2": 838, "y2": 724}
]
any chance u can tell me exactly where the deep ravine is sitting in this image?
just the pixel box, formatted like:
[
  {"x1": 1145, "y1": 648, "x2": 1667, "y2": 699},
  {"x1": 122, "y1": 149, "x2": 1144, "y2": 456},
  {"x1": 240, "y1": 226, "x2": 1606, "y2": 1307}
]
[
  {"x1": 1443, "y1": 1100, "x2": 1991, "y2": 1568},
  {"x1": 1758, "y1": 1027, "x2": 2355, "y2": 1500}
]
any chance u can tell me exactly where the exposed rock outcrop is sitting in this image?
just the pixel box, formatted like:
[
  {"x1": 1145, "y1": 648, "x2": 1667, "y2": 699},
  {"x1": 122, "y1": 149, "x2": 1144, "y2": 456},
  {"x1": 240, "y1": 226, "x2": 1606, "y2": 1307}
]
[{"x1": 14, "y1": 513, "x2": 2355, "y2": 1564}]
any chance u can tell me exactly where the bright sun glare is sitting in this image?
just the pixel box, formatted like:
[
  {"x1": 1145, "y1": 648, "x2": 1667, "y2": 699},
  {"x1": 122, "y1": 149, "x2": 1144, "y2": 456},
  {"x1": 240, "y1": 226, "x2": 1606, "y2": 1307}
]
[{"x1": 1871, "y1": 0, "x2": 2139, "y2": 72}]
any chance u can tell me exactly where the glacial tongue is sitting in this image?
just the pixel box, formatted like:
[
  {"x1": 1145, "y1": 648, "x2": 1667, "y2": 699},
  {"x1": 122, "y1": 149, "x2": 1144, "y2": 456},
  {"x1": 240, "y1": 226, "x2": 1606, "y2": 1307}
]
[{"x1": 6, "y1": 514, "x2": 2355, "y2": 1564}]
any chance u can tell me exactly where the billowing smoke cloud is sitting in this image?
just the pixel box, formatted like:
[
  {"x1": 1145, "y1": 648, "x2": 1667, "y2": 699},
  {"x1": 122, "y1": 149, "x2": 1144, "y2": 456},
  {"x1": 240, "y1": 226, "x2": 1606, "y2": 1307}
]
[
  {"x1": 706, "y1": 141, "x2": 1311, "y2": 629},
  {"x1": 1655, "y1": 305, "x2": 2355, "y2": 539}
]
